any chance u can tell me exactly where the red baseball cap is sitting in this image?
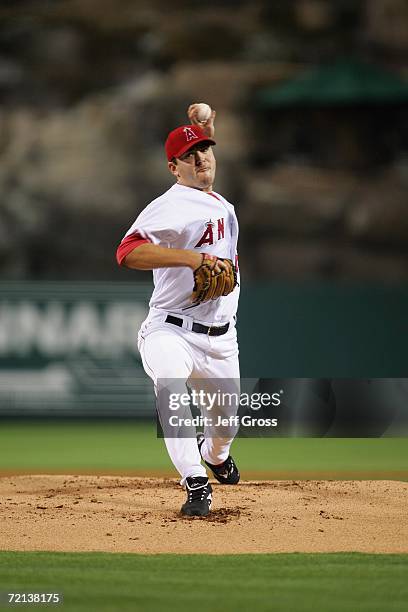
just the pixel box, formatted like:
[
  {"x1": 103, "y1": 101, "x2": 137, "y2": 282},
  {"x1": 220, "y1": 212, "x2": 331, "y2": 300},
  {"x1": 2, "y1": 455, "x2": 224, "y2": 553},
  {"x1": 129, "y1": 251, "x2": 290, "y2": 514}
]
[{"x1": 165, "y1": 125, "x2": 216, "y2": 161}]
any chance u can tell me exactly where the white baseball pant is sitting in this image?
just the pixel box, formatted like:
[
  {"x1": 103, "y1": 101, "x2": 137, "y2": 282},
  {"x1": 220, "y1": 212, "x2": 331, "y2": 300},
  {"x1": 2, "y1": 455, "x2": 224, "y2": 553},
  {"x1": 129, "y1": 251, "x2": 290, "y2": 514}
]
[{"x1": 137, "y1": 309, "x2": 240, "y2": 485}]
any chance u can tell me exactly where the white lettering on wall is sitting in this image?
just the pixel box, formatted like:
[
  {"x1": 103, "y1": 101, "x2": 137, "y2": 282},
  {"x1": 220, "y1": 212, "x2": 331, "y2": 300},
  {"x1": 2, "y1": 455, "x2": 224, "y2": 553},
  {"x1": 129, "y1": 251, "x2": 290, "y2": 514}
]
[{"x1": 0, "y1": 301, "x2": 146, "y2": 357}]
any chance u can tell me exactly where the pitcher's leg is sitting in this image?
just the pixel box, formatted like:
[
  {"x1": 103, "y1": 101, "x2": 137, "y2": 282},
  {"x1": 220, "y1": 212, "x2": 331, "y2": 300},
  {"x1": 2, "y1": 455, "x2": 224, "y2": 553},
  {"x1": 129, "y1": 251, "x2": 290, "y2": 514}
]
[
  {"x1": 195, "y1": 358, "x2": 241, "y2": 485},
  {"x1": 139, "y1": 329, "x2": 206, "y2": 484},
  {"x1": 196, "y1": 337, "x2": 240, "y2": 467},
  {"x1": 201, "y1": 374, "x2": 240, "y2": 466}
]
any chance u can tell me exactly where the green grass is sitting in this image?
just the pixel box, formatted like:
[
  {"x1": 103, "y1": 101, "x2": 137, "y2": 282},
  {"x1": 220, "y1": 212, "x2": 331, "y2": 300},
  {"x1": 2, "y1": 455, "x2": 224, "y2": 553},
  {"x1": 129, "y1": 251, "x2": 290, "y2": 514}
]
[
  {"x1": 0, "y1": 422, "x2": 172, "y2": 471},
  {"x1": 0, "y1": 551, "x2": 407, "y2": 612},
  {"x1": 0, "y1": 421, "x2": 407, "y2": 477}
]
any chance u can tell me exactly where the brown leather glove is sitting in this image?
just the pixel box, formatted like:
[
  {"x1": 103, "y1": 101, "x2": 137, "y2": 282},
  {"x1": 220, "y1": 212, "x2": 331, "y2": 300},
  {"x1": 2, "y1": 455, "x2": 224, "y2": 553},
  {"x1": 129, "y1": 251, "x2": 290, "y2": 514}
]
[{"x1": 191, "y1": 253, "x2": 237, "y2": 305}]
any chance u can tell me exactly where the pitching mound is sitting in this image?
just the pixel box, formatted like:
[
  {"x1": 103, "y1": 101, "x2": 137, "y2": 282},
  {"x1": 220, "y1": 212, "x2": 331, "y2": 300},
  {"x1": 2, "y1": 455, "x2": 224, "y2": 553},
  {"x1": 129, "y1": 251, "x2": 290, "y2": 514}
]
[{"x1": 1, "y1": 475, "x2": 407, "y2": 554}]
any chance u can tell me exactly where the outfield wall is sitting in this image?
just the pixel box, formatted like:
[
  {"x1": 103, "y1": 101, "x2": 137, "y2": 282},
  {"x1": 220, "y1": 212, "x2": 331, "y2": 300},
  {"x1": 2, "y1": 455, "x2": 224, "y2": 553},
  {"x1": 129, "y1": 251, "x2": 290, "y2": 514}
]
[{"x1": 0, "y1": 281, "x2": 406, "y2": 421}]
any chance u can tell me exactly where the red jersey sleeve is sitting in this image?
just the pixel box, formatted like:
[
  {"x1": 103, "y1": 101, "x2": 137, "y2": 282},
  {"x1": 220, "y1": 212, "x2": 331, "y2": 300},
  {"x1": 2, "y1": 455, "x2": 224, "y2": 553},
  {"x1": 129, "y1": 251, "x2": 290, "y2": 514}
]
[{"x1": 116, "y1": 232, "x2": 152, "y2": 266}]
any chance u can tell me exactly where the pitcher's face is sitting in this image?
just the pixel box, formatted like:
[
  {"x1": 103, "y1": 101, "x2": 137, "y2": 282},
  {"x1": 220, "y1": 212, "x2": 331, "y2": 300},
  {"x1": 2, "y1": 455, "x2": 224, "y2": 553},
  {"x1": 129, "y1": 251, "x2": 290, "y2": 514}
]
[{"x1": 168, "y1": 143, "x2": 216, "y2": 192}]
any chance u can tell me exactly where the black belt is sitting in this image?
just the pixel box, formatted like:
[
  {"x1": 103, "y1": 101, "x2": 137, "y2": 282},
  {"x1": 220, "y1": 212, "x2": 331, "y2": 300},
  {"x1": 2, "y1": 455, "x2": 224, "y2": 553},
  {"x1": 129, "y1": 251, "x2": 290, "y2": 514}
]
[{"x1": 165, "y1": 315, "x2": 230, "y2": 336}]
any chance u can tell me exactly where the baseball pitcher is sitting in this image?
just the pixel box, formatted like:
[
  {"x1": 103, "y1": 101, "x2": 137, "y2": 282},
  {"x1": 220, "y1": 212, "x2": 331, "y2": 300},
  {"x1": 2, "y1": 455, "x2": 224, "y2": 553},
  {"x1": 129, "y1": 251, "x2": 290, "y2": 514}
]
[{"x1": 116, "y1": 104, "x2": 240, "y2": 516}]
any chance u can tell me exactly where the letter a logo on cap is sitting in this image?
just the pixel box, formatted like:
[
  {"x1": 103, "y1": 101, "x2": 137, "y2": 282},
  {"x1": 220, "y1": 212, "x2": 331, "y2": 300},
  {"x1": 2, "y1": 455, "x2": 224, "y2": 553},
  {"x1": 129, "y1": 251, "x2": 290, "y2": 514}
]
[{"x1": 183, "y1": 127, "x2": 198, "y2": 142}]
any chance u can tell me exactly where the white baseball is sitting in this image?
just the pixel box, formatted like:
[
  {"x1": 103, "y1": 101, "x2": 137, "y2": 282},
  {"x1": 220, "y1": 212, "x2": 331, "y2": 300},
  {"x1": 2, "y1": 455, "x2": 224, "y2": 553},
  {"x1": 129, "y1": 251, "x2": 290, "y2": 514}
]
[{"x1": 195, "y1": 103, "x2": 212, "y2": 123}]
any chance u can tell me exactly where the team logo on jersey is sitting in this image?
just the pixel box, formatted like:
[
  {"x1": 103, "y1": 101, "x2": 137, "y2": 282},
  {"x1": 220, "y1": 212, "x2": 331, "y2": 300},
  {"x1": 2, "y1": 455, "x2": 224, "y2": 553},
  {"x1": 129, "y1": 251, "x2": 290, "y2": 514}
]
[
  {"x1": 195, "y1": 217, "x2": 225, "y2": 248},
  {"x1": 183, "y1": 127, "x2": 199, "y2": 142}
]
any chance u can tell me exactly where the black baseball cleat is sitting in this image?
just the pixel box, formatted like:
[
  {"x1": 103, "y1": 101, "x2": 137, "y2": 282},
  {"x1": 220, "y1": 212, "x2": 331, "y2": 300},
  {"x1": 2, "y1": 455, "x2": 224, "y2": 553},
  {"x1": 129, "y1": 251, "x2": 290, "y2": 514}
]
[
  {"x1": 181, "y1": 476, "x2": 213, "y2": 517},
  {"x1": 197, "y1": 433, "x2": 240, "y2": 485}
]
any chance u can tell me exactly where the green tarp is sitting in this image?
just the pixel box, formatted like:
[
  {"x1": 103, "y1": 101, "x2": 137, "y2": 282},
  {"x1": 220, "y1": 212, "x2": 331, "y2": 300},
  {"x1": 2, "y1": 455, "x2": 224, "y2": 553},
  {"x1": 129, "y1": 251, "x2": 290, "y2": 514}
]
[{"x1": 258, "y1": 60, "x2": 408, "y2": 106}]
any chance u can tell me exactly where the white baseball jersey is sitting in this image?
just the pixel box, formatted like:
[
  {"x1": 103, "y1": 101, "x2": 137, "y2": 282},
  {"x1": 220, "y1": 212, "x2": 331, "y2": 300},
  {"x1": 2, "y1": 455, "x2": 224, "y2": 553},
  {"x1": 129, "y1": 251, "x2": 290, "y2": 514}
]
[{"x1": 124, "y1": 183, "x2": 240, "y2": 325}]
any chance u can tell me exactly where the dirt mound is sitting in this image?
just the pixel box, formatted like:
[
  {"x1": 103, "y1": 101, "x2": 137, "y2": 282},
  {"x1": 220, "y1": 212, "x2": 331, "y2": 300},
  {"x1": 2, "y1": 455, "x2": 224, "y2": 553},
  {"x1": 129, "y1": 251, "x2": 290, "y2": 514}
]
[{"x1": 1, "y1": 475, "x2": 407, "y2": 554}]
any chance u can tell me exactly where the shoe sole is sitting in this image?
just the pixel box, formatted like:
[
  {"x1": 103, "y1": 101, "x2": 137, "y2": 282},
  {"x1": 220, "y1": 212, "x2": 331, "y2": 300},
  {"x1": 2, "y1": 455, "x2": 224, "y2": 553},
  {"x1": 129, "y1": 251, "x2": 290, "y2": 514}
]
[
  {"x1": 210, "y1": 471, "x2": 240, "y2": 485},
  {"x1": 197, "y1": 435, "x2": 240, "y2": 485}
]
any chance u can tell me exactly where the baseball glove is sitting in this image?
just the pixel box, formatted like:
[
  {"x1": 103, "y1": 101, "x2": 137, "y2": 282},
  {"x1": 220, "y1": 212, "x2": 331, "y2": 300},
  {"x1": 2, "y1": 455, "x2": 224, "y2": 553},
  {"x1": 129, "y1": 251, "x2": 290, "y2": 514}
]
[{"x1": 191, "y1": 253, "x2": 237, "y2": 305}]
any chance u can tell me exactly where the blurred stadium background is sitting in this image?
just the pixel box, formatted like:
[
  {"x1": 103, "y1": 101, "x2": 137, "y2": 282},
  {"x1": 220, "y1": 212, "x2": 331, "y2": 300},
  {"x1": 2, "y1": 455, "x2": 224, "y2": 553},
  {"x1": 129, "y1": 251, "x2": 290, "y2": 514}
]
[{"x1": 0, "y1": 0, "x2": 407, "y2": 437}]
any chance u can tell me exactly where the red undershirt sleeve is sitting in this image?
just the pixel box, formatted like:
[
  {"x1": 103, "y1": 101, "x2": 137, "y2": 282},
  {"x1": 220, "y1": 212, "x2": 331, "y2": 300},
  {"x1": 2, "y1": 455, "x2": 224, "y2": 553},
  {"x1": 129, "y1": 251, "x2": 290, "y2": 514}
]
[{"x1": 116, "y1": 232, "x2": 152, "y2": 266}]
